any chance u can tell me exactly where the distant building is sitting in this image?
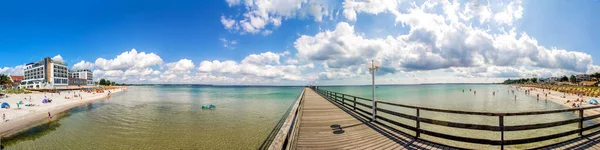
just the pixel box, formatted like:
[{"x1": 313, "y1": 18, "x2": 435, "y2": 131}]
[
  {"x1": 68, "y1": 69, "x2": 93, "y2": 86},
  {"x1": 9, "y1": 75, "x2": 23, "y2": 89},
  {"x1": 22, "y1": 57, "x2": 69, "y2": 88},
  {"x1": 539, "y1": 77, "x2": 560, "y2": 84},
  {"x1": 576, "y1": 74, "x2": 592, "y2": 82}
]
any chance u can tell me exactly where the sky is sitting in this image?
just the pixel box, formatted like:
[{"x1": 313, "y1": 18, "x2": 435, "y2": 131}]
[{"x1": 1, "y1": 0, "x2": 600, "y2": 85}]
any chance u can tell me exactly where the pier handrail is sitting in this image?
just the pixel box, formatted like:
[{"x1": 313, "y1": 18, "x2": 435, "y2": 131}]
[
  {"x1": 313, "y1": 87, "x2": 600, "y2": 149},
  {"x1": 263, "y1": 88, "x2": 306, "y2": 150}
]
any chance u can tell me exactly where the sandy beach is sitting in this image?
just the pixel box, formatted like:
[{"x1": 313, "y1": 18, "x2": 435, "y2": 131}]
[
  {"x1": 0, "y1": 87, "x2": 126, "y2": 137},
  {"x1": 512, "y1": 85, "x2": 600, "y2": 117}
]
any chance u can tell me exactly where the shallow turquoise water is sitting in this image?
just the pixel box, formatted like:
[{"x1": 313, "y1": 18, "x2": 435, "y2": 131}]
[
  {"x1": 2, "y1": 86, "x2": 302, "y2": 149},
  {"x1": 2, "y1": 84, "x2": 595, "y2": 149}
]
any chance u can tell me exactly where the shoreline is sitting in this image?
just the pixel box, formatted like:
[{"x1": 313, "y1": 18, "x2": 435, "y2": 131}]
[
  {"x1": 512, "y1": 85, "x2": 600, "y2": 118},
  {"x1": 0, "y1": 87, "x2": 127, "y2": 138}
]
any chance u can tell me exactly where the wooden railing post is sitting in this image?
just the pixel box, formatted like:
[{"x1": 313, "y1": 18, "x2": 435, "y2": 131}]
[
  {"x1": 579, "y1": 108, "x2": 584, "y2": 136},
  {"x1": 416, "y1": 108, "x2": 420, "y2": 138},
  {"x1": 499, "y1": 115, "x2": 504, "y2": 150},
  {"x1": 353, "y1": 97, "x2": 356, "y2": 110},
  {"x1": 342, "y1": 94, "x2": 345, "y2": 105},
  {"x1": 334, "y1": 93, "x2": 337, "y2": 102}
]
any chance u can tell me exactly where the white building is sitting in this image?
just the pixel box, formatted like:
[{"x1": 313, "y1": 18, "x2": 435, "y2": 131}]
[
  {"x1": 22, "y1": 57, "x2": 69, "y2": 88},
  {"x1": 69, "y1": 69, "x2": 93, "y2": 86},
  {"x1": 576, "y1": 74, "x2": 592, "y2": 82}
]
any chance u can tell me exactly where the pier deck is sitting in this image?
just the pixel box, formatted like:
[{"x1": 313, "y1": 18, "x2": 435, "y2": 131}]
[
  {"x1": 294, "y1": 88, "x2": 452, "y2": 150},
  {"x1": 267, "y1": 88, "x2": 600, "y2": 150}
]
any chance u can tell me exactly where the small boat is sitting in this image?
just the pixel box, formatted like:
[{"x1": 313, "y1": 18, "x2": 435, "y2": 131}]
[{"x1": 202, "y1": 104, "x2": 216, "y2": 109}]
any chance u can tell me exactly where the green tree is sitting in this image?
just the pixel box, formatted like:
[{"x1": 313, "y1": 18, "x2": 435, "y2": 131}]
[
  {"x1": 561, "y1": 76, "x2": 569, "y2": 82},
  {"x1": 570, "y1": 75, "x2": 577, "y2": 83},
  {"x1": 531, "y1": 78, "x2": 538, "y2": 83},
  {"x1": 111, "y1": 82, "x2": 115, "y2": 86},
  {"x1": 0, "y1": 74, "x2": 12, "y2": 89},
  {"x1": 592, "y1": 72, "x2": 600, "y2": 80},
  {"x1": 99, "y1": 79, "x2": 106, "y2": 85}
]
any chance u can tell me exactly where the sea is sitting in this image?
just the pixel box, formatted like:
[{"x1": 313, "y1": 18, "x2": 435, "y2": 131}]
[{"x1": 2, "y1": 84, "x2": 596, "y2": 149}]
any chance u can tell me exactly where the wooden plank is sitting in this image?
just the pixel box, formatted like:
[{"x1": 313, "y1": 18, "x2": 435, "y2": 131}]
[
  {"x1": 267, "y1": 88, "x2": 305, "y2": 150},
  {"x1": 293, "y1": 88, "x2": 452, "y2": 149}
]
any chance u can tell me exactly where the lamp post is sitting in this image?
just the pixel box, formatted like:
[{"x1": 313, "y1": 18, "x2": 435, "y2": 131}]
[{"x1": 367, "y1": 60, "x2": 381, "y2": 121}]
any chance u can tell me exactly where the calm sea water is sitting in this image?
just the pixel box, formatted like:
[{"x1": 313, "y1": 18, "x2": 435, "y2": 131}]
[
  {"x1": 2, "y1": 84, "x2": 596, "y2": 149},
  {"x1": 320, "y1": 84, "x2": 597, "y2": 149},
  {"x1": 2, "y1": 86, "x2": 302, "y2": 149}
]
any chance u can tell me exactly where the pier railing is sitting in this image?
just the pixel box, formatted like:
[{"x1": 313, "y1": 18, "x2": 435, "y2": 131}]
[
  {"x1": 262, "y1": 88, "x2": 306, "y2": 150},
  {"x1": 313, "y1": 87, "x2": 600, "y2": 149}
]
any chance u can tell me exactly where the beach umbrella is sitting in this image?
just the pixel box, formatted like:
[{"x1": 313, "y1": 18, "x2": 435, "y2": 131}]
[
  {"x1": 1, "y1": 102, "x2": 10, "y2": 108},
  {"x1": 589, "y1": 99, "x2": 597, "y2": 104},
  {"x1": 42, "y1": 99, "x2": 48, "y2": 103}
]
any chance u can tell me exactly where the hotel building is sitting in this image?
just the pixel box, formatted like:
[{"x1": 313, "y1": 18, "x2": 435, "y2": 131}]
[
  {"x1": 22, "y1": 57, "x2": 69, "y2": 88},
  {"x1": 69, "y1": 69, "x2": 94, "y2": 86}
]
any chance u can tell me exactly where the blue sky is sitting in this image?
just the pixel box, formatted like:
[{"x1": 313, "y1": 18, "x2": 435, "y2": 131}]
[{"x1": 1, "y1": 0, "x2": 600, "y2": 85}]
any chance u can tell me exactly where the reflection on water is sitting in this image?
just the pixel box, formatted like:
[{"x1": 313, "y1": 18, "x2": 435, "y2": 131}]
[{"x1": 4, "y1": 86, "x2": 301, "y2": 150}]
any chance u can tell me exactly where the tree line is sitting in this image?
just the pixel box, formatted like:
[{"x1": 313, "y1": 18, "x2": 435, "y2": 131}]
[
  {"x1": 503, "y1": 72, "x2": 600, "y2": 84},
  {"x1": 96, "y1": 78, "x2": 126, "y2": 86}
]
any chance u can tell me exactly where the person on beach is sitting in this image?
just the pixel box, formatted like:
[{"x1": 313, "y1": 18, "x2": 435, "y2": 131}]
[
  {"x1": 515, "y1": 95, "x2": 517, "y2": 100},
  {"x1": 493, "y1": 91, "x2": 495, "y2": 96},
  {"x1": 2, "y1": 113, "x2": 5, "y2": 121},
  {"x1": 48, "y1": 112, "x2": 51, "y2": 119}
]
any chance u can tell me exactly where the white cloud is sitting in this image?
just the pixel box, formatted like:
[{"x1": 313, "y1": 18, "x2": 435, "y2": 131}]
[
  {"x1": 0, "y1": 65, "x2": 25, "y2": 76},
  {"x1": 294, "y1": 0, "x2": 597, "y2": 80},
  {"x1": 493, "y1": 0, "x2": 523, "y2": 25},
  {"x1": 72, "y1": 60, "x2": 95, "y2": 70},
  {"x1": 241, "y1": 52, "x2": 281, "y2": 65},
  {"x1": 95, "y1": 48, "x2": 163, "y2": 71},
  {"x1": 220, "y1": 15, "x2": 238, "y2": 30},
  {"x1": 219, "y1": 38, "x2": 238, "y2": 48},
  {"x1": 342, "y1": 0, "x2": 402, "y2": 22},
  {"x1": 223, "y1": 0, "x2": 331, "y2": 34},
  {"x1": 166, "y1": 59, "x2": 196, "y2": 73},
  {"x1": 52, "y1": 55, "x2": 64, "y2": 62}
]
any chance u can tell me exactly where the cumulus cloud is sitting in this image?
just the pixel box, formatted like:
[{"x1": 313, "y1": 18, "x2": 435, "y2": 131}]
[
  {"x1": 0, "y1": 65, "x2": 25, "y2": 76},
  {"x1": 197, "y1": 51, "x2": 312, "y2": 82},
  {"x1": 342, "y1": 0, "x2": 402, "y2": 22},
  {"x1": 293, "y1": 0, "x2": 598, "y2": 80},
  {"x1": 223, "y1": 0, "x2": 331, "y2": 34},
  {"x1": 95, "y1": 48, "x2": 163, "y2": 71},
  {"x1": 220, "y1": 15, "x2": 238, "y2": 30},
  {"x1": 52, "y1": 55, "x2": 64, "y2": 62},
  {"x1": 72, "y1": 60, "x2": 95, "y2": 70},
  {"x1": 93, "y1": 48, "x2": 164, "y2": 82},
  {"x1": 166, "y1": 59, "x2": 196, "y2": 73}
]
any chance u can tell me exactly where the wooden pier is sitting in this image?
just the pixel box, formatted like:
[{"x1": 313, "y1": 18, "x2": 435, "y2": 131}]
[{"x1": 264, "y1": 87, "x2": 600, "y2": 149}]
